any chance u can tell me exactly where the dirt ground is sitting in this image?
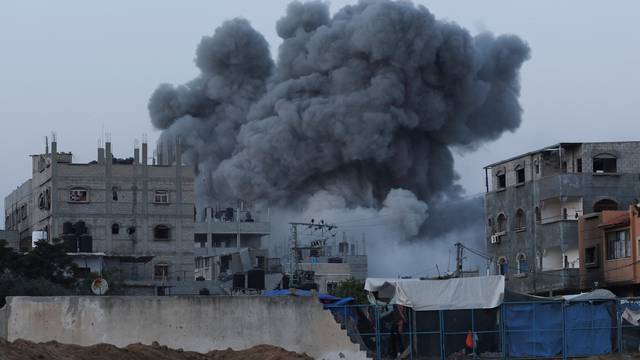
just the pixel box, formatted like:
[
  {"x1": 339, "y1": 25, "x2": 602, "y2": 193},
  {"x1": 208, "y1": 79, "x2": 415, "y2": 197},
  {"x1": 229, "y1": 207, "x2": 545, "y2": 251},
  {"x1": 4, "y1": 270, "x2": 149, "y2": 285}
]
[{"x1": 0, "y1": 339, "x2": 313, "y2": 360}]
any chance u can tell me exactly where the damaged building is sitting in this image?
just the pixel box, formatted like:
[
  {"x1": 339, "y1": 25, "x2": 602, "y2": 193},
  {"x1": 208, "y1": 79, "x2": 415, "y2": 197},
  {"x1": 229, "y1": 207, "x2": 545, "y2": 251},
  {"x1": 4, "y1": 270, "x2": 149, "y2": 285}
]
[
  {"x1": 4, "y1": 137, "x2": 195, "y2": 295},
  {"x1": 192, "y1": 200, "x2": 279, "y2": 294},
  {"x1": 484, "y1": 142, "x2": 640, "y2": 295}
]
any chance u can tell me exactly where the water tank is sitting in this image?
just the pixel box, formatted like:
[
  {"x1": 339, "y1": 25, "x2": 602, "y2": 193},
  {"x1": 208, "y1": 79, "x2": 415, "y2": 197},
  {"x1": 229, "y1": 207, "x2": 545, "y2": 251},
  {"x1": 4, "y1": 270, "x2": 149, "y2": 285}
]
[
  {"x1": 79, "y1": 235, "x2": 93, "y2": 253},
  {"x1": 31, "y1": 231, "x2": 47, "y2": 248},
  {"x1": 62, "y1": 222, "x2": 73, "y2": 234}
]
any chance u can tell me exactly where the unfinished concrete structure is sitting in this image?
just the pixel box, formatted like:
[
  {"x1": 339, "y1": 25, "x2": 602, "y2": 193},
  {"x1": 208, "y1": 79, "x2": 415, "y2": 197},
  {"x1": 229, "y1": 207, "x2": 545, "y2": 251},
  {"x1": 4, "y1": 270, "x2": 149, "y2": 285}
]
[
  {"x1": 484, "y1": 142, "x2": 640, "y2": 295},
  {"x1": 192, "y1": 200, "x2": 274, "y2": 293},
  {"x1": 4, "y1": 137, "x2": 195, "y2": 294}
]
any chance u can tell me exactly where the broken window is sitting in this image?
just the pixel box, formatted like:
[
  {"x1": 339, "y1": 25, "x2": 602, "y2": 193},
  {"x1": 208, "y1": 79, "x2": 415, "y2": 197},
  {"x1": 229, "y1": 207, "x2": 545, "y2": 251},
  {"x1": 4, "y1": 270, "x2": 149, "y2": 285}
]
[
  {"x1": 593, "y1": 199, "x2": 618, "y2": 212},
  {"x1": 111, "y1": 223, "x2": 120, "y2": 235},
  {"x1": 153, "y1": 190, "x2": 170, "y2": 204},
  {"x1": 535, "y1": 206, "x2": 541, "y2": 223},
  {"x1": 514, "y1": 209, "x2": 526, "y2": 231},
  {"x1": 154, "y1": 264, "x2": 169, "y2": 280},
  {"x1": 220, "y1": 255, "x2": 231, "y2": 273},
  {"x1": 127, "y1": 226, "x2": 136, "y2": 235},
  {"x1": 69, "y1": 188, "x2": 89, "y2": 203},
  {"x1": 593, "y1": 154, "x2": 617, "y2": 173},
  {"x1": 584, "y1": 246, "x2": 599, "y2": 267},
  {"x1": 576, "y1": 158, "x2": 582, "y2": 173},
  {"x1": 517, "y1": 254, "x2": 529, "y2": 274},
  {"x1": 154, "y1": 225, "x2": 171, "y2": 240},
  {"x1": 607, "y1": 229, "x2": 630, "y2": 260},
  {"x1": 496, "y1": 213, "x2": 507, "y2": 233},
  {"x1": 516, "y1": 166, "x2": 525, "y2": 184},
  {"x1": 496, "y1": 171, "x2": 506, "y2": 190}
]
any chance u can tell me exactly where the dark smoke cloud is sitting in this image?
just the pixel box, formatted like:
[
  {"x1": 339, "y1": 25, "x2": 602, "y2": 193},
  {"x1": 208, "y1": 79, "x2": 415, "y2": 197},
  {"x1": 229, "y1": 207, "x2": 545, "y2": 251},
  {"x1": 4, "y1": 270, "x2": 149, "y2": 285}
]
[{"x1": 149, "y1": 0, "x2": 529, "y2": 229}]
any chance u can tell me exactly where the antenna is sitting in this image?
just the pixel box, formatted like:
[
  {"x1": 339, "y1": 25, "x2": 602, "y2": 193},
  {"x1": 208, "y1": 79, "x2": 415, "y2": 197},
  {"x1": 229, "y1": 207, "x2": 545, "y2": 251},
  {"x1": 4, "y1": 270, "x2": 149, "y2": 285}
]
[
  {"x1": 134, "y1": 139, "x2": 140, "y2": 149},
  {"x1": 51, "y1": 132, "x2": 57, "y2": 143}
]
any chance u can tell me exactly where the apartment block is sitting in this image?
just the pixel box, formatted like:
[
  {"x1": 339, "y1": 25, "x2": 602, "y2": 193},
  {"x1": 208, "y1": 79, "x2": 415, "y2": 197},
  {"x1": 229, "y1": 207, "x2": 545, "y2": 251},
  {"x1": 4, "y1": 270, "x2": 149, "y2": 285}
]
[
  {"x1": 4, "y1": 138, "x2": 195, "y2": 294},
  {"x1": 484, "y1": 142, "x2": 640, "y2": 295}
]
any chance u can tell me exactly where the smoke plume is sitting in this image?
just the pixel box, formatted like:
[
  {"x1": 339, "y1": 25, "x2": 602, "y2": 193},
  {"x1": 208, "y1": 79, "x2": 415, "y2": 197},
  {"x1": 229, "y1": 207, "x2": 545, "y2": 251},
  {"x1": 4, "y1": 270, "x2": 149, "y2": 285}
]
[{"x1": 149, "y1": 0, "x2": 529, "y2": 274}]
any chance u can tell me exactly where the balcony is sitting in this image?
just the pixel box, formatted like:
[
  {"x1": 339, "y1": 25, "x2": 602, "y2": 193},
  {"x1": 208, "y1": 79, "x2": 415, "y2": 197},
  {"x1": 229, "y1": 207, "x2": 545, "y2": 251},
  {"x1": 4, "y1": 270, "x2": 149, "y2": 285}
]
[{"x1": 507, "y1": 268, "x2": 580, "y2": 295}]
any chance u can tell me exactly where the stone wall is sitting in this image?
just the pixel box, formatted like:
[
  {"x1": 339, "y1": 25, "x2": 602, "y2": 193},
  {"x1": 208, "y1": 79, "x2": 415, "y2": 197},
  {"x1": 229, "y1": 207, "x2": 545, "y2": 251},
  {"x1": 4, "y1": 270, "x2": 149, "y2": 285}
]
[{"x1": 1, "y1": 296, "x2": 367, "y2": 359}]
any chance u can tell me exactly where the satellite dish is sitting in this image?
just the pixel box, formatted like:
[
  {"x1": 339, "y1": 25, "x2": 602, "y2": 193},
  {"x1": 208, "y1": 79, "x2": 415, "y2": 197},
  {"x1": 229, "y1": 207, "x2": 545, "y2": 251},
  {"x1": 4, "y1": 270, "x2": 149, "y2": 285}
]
[{"x1": 91, "y1": 277, "x2": 109, "y2": 295}]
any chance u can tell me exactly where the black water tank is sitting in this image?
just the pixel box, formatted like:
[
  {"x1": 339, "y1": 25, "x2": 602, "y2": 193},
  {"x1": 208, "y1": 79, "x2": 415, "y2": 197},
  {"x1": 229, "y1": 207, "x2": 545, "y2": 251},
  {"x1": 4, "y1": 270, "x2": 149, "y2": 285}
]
[
  {"x1": 74, "y1": 221, "x2": 87, "y2": 235},
  {"x1": 232, "y1": 273, "x2": 245, "y2": 289},
  {"x1": 61, "y1": 234, "x2": 77, "y2": 253},
  {"x1": 247, "y1": 270, "x2": 265, "y2": 290},
  {"x1": 78, "y1": 235, "x2": 92, "y2": 253},
  {"x1": 62, "y1": 222, "x2": 74, "y2": 234}
]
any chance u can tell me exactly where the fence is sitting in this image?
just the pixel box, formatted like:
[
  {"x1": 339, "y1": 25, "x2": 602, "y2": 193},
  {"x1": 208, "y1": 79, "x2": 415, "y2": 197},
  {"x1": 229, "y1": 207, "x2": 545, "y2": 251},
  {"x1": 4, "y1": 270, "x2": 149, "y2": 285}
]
[{"x1": 327, "y1": 298, "x2": 640, "y2": 359}]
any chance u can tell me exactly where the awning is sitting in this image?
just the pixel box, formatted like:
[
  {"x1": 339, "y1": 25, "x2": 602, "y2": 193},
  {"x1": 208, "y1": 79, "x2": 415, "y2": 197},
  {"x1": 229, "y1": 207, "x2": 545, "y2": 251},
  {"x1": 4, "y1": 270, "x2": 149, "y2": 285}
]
[{"x1": 365, "y1": 275, "x2": 505, "y2": 311}]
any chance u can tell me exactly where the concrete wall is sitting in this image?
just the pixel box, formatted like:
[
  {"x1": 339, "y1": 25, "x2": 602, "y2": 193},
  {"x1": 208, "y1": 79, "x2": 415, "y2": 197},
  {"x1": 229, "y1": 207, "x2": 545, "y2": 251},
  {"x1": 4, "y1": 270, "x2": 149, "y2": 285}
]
[{"x1": 1, "y1": 296, "x2": 367, "y2": 359}]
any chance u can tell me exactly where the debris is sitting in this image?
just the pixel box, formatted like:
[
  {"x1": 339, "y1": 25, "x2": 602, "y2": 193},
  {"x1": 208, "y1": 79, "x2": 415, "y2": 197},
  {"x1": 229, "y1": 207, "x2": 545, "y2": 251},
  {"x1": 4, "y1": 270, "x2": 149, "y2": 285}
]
[{"x1": 0, "y1": 340, "x2": 312, "y2": 360}]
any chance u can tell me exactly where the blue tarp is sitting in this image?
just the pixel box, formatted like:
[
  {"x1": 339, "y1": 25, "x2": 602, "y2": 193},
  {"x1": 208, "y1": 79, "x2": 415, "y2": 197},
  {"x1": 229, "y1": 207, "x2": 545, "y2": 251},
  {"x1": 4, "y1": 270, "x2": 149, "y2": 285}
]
[
  {"x1": 504, "y1": 301, "x2": 613, "y2": 358},
  {"x1": 262, "y1": 289, "x2": 340, "y2": 301},
  {"x1": 565, "y1": 302, "x2": 612, "y2": 356}
]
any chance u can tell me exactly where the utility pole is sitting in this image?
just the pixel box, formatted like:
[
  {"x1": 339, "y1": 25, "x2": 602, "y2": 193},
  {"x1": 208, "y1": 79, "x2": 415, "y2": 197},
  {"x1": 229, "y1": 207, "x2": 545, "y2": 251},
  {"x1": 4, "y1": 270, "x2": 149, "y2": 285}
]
[
  {"x1": 455, "y1": 242, "x2": 464, "y2": 277},
  {"x1": 288, "y1": 220, "x2": 337, "y2": 287}
]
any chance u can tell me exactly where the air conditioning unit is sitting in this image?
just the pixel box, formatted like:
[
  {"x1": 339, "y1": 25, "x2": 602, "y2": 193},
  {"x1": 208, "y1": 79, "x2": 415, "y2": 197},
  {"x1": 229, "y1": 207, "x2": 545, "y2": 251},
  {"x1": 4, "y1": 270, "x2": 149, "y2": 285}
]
[{"x1": 490, "y1": 234, "x2": 500, "y2": 244}]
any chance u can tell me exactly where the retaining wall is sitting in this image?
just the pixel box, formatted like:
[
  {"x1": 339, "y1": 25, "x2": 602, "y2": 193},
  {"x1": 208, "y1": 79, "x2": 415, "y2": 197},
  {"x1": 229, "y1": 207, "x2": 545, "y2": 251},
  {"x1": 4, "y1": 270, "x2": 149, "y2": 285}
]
[{"x1": 1, "y1": 296, "x2": 367, "y2": 359}]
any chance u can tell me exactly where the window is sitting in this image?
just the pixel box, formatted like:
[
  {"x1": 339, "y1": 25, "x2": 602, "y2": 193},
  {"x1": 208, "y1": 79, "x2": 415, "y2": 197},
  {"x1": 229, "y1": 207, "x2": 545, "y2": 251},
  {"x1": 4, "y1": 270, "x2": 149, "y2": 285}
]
[
  {"x1": 326, "y1": 281, "x2": 339, "y2": 293},
  {"x1": 593, "y1": 154, "x2": 617, "y2": 173},
  {"x1": 127, "y1": 226, "x2": 136, "y2": 235},
  {"x1": 517, "y1": 254, "x2": 529, "y2": 274},
  {"x1": 498, "y1": 258, "x2": 508, "y2": 276},
  {"x1": 154, "y1": 225, "x2": 171, "y2": 240},
  {"x1": 195, "y1": 233, "x2": 207, "y2": 248},
  {"x1": 111, "y1": 223, "x2": 120, "y2": 235},
  {"x1": 112, "y1": 187, "x2": 119, "y2": 201},
  {"x1": 20, "y1": 205, "x2": 27, "y2": 220},
  {"x1": 576, "y1": 158, "x2": 582, "y2": 173},
  {"x1": 593, "y1": 199, "x2": 618, "y2": 212},
  {"x1": 154, "y1": 264, "x2": 169, "y2": 280},
  {"x1": 606, "y1": 229, "x2": 630, "y2": 260},
  {"x1": 535, "y1": 206, "x2": 541, "y2": 223},
  {"x1": 514, "y1": 209, "x2": 526, "y2": 231},
  {"x1": 497, "y1": 213, "x2": 507, "y2": 233},
  {"x1": 534, "y1": 161, "x2": 540, "y2": 174},
  {"x1": 154, "y1": 190, "x2": 170, "y2": 204},
  {"x1": 69, "y1": 188, "x2": 89, "y2": 203},
  {"x1": 516, "y1": 166, "x2": 525, "y2": 184},
  {"x1": 585, "y1": 246, "x2": 599, "y2": 267},
  {"x1": 496, "y1": 171, "x2": 506, "y2": 190}
]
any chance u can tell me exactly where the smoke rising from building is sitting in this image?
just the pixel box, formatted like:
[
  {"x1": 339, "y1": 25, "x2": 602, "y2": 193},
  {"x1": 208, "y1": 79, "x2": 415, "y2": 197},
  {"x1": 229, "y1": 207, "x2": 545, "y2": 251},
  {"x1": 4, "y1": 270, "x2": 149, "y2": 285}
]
[{"x1": 149, "y1": 0, "x2": 529, "y2": 274}]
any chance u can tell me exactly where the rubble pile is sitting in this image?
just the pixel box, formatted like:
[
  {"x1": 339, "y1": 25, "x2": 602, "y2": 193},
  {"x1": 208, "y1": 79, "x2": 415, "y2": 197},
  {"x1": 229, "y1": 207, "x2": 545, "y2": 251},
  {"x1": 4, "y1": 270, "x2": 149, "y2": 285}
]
[{"x1": 0, "y1": 340, "x2": 312, "y2": 360}]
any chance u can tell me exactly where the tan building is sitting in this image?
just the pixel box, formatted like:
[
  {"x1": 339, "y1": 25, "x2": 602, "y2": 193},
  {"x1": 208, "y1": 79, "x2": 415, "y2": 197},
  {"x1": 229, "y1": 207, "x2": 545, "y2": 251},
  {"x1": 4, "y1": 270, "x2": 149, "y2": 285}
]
[
  {"x1": 579, "y1": 205, "x2": 640, "y2": 296},
  {"x1": 4, "y1": 138, "x2": 195, "y2": 293}
]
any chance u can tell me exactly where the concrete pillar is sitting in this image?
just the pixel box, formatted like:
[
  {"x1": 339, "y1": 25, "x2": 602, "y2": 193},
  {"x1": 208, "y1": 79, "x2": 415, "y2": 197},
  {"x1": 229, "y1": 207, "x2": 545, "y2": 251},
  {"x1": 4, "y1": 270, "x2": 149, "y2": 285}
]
[
  {"x1": 134, "y1": 148, "x2": 140, "y2": 164},
  {"x1": 142, "y1": 143, "x2": 148, "y2": 166},
  {"x1": 98, "y1": 148, "x2": 105, "y2": 165}
]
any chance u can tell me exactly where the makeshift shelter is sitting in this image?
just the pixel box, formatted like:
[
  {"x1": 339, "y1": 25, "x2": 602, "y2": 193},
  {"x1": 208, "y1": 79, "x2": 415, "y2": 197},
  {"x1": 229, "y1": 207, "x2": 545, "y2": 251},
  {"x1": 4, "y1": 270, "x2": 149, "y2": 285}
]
[{"x1": 365, "y1": 275, "x2": 505, "y2": 311}]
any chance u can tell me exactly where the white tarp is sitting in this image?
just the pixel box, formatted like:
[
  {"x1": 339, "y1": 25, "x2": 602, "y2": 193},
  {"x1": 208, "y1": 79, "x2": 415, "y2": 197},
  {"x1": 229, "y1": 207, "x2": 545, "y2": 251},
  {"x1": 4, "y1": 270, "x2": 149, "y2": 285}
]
[{"x1": 365, "y1": 275, "x2": 505, "y2": 311}]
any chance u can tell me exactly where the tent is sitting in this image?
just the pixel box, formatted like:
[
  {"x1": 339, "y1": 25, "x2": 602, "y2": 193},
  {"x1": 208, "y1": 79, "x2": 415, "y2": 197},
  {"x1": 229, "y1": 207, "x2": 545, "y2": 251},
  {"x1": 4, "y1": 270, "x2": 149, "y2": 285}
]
[{"x1": 365, "y1": 275, "x2": 505, "y2": 311}]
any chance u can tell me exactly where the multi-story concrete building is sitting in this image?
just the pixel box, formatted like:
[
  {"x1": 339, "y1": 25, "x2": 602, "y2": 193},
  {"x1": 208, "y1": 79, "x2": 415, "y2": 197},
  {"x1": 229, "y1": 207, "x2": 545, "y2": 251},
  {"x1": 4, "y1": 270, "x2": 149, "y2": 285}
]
[
  {"x1": 4, "y1": 138, "x2": 195, "y2": 294},
  {"x1": 579, "y1": 206, "x2": 640, "y2": 296},
  {"x1": 484, "y1": 142, "x2": 640, "y2": 295}
]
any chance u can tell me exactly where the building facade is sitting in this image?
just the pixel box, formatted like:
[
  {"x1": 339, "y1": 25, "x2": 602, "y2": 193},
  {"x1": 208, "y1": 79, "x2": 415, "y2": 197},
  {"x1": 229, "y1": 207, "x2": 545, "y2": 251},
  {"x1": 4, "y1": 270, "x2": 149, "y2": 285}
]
[
  {"x1": 484, "y1": 142, "x2": 640, "y2": 295},
  {"x1": 579, "y1": 206, "x2": 640, "y2": 296},
  {"x1": 4, "y1": 138, "x2": 195, "y2": 293}
]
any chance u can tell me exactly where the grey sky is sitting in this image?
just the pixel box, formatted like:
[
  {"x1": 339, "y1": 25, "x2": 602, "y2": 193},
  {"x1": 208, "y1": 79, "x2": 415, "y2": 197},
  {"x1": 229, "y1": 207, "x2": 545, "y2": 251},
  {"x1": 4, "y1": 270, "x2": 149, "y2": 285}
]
[{"x1": 1, "y1": 0, "x2": 639, "y2": 227}]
